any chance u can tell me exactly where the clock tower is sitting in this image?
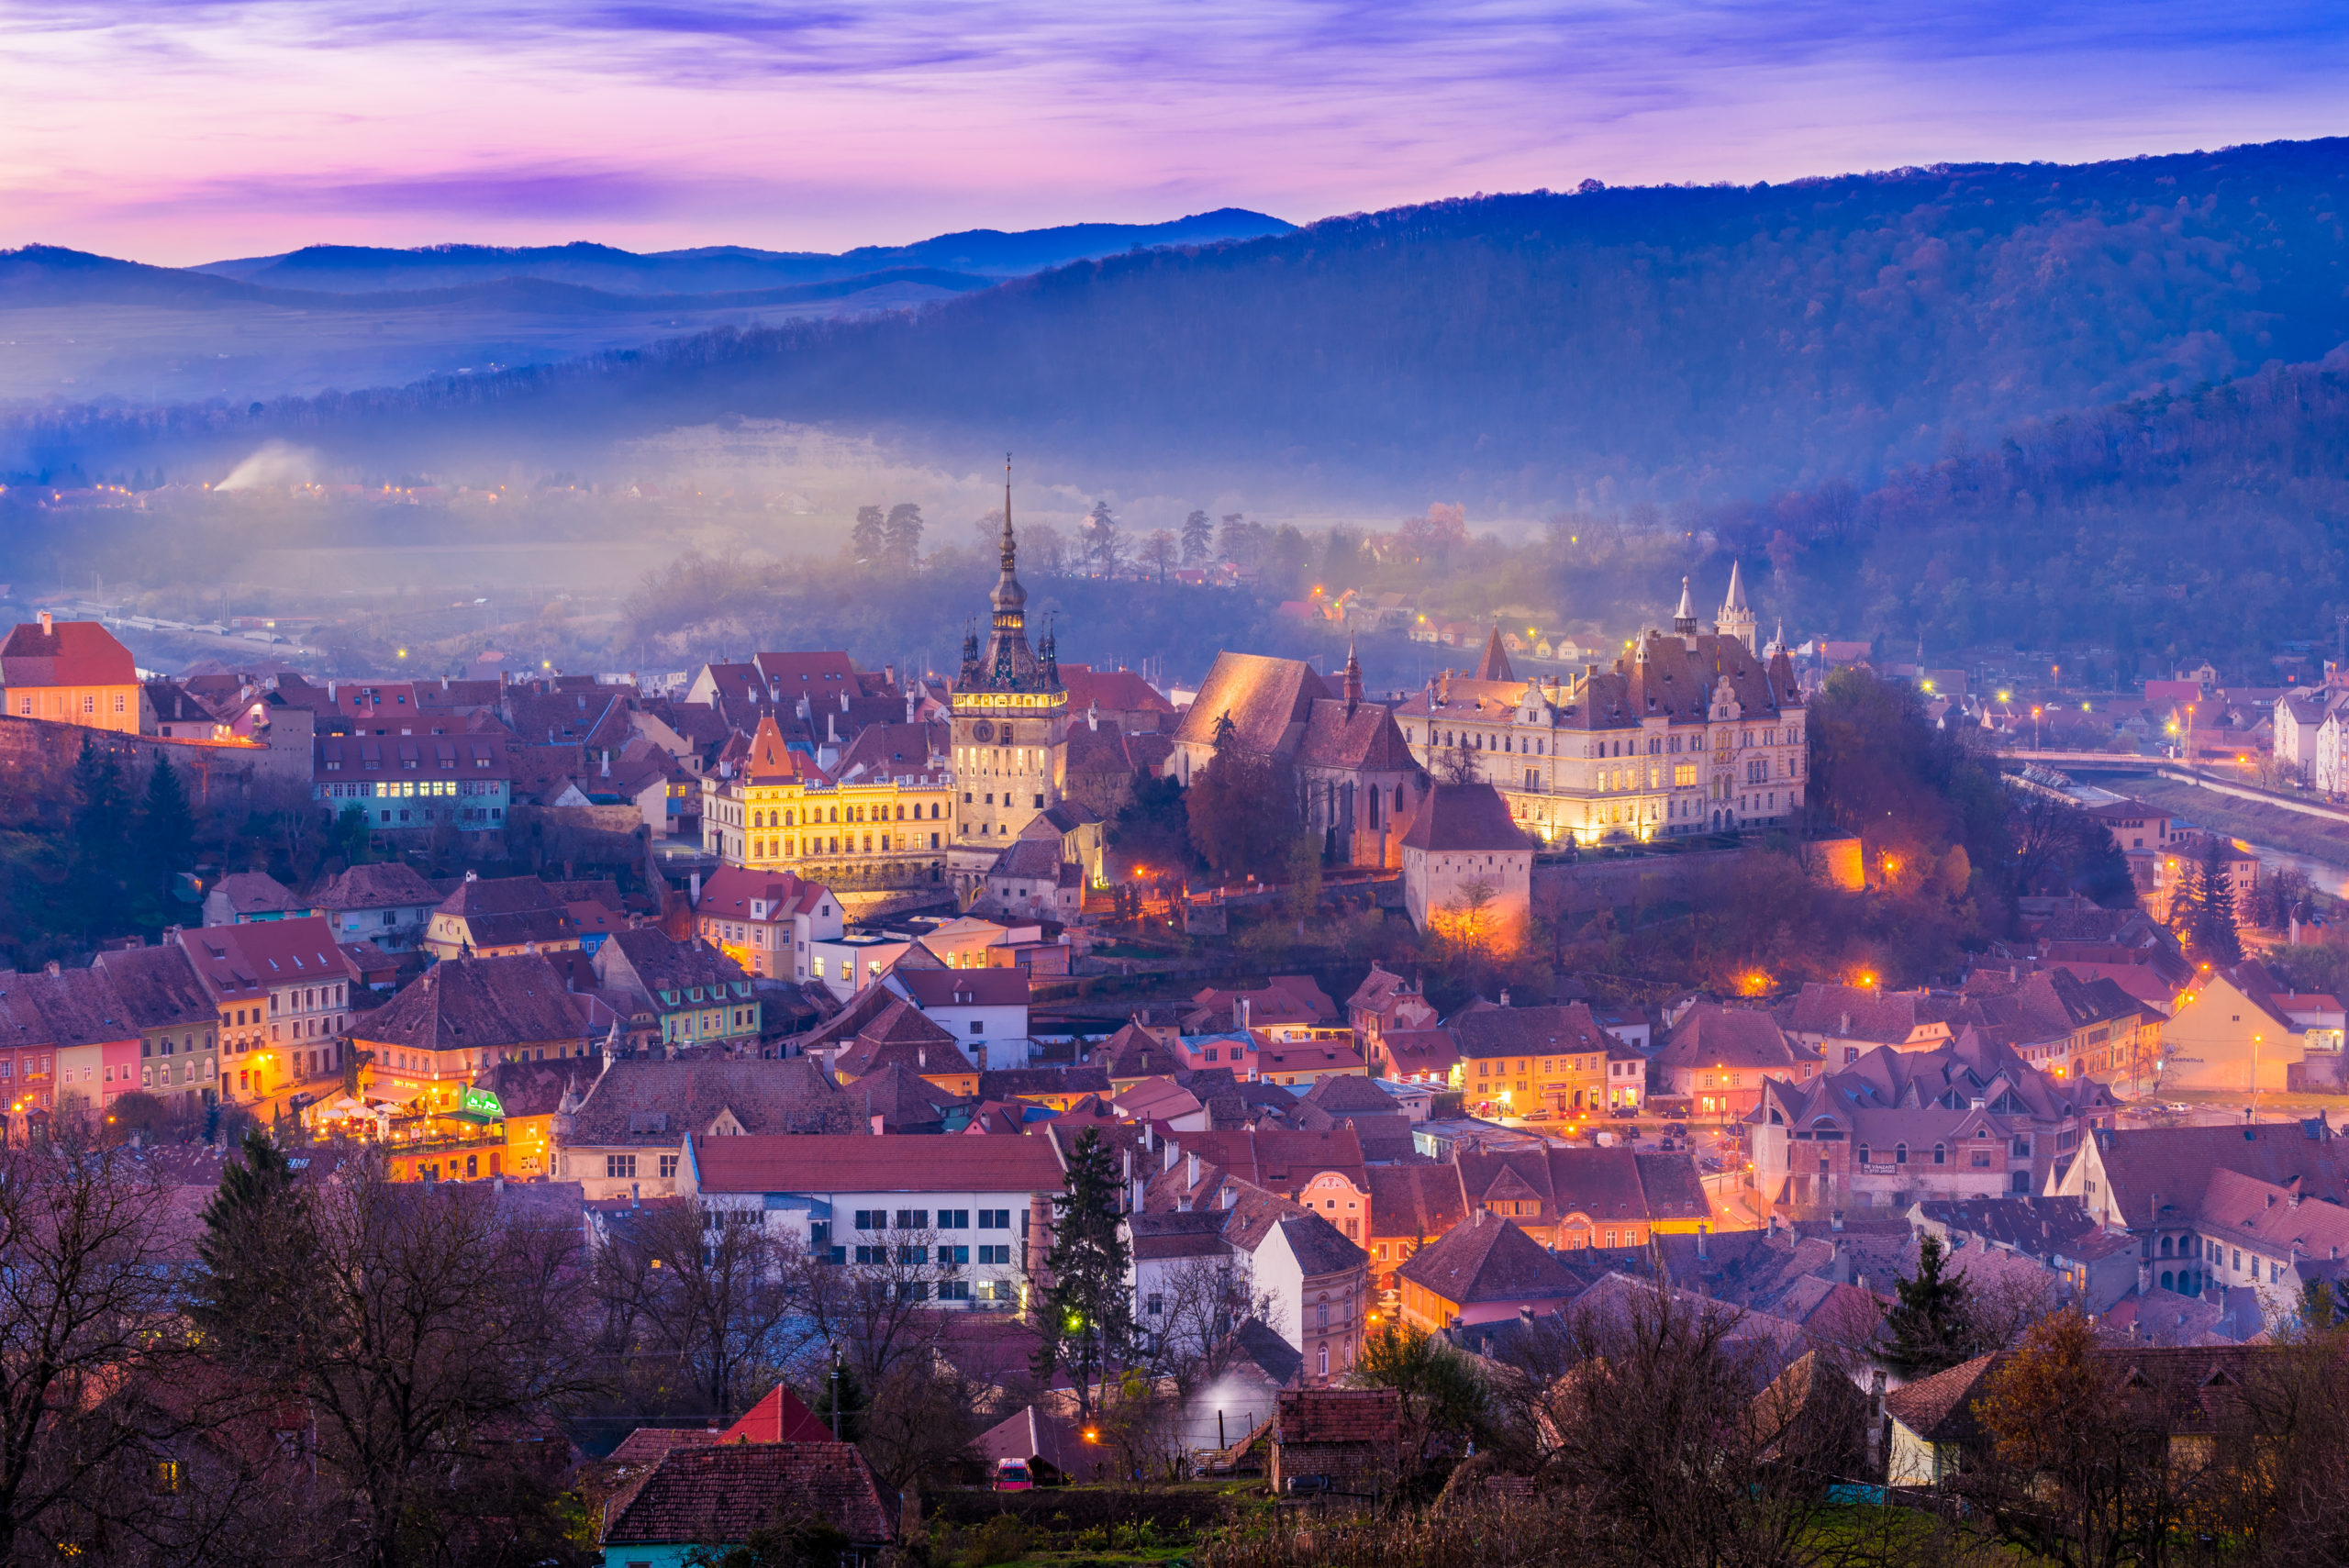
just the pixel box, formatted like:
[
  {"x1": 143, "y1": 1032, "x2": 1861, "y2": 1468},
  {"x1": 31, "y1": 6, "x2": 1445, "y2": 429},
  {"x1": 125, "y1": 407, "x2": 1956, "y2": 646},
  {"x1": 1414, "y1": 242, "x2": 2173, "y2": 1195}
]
[{"x1": 948, "y1": 459, "x2": 1070, "y2": 906}]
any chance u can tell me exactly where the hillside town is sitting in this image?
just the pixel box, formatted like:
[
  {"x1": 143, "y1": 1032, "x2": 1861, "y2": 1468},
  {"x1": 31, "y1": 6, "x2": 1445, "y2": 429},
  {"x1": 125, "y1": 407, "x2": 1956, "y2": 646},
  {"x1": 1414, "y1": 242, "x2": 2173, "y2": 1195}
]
[{"x1": 5, "y1": 504, "x2": 2349, "y2": 1565}]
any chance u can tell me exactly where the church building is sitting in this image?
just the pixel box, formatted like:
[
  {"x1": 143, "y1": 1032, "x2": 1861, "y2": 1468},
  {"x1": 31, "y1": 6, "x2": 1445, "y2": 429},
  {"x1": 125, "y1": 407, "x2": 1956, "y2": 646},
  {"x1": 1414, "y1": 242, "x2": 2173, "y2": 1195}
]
[{"x1": 1163, "y1": 640, "x2": 1424, "y2": 868}]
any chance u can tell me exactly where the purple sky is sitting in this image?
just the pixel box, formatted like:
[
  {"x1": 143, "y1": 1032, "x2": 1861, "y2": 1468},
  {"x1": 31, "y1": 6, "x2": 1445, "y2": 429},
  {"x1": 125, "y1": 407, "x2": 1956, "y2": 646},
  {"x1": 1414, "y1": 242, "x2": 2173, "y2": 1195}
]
[{"x1": 8, "y1": 1, "x2": 2347, "y2": 265}]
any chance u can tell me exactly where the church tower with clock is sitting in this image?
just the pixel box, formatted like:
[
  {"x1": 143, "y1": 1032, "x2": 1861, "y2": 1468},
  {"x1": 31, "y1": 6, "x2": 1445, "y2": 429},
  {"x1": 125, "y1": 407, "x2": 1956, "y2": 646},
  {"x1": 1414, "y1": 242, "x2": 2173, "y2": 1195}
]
[{"x1": 947, "y1": 460, "x2": 1070, "y2": 906}]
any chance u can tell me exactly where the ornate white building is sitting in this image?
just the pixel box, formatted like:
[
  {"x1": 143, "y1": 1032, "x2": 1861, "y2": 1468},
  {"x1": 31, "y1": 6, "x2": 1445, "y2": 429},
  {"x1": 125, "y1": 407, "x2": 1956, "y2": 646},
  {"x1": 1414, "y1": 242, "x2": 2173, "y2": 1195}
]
[{"x1": 1392, "y1": 565, "x2": 1808, "y2": 845}]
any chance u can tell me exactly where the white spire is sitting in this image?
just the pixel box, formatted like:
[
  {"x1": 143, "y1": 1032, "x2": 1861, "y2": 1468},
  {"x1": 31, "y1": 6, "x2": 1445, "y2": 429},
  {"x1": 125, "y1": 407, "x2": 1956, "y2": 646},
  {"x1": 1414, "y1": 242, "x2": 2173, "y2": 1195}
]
[{"x1": 1723, "y1": 559, "x2": 1750, "y2": 615}]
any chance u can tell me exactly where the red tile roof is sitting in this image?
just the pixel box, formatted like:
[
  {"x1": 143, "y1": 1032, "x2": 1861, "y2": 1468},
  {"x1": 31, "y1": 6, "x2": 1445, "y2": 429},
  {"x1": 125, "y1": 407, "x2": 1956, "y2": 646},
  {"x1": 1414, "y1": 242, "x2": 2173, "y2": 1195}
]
[
  {"x1": 687, "y1": 1132, "x2": 1066, "y2": 1195},
  {"x1": 716, "y1": 1384, "x2": 832, "y2": 1444},
  {"x1": 1400, "y1": 784, "x2": 1526, "y2": 852},
  {"x1": 0, "y1": 618, "x2": 135, "y2": 687},
  {"x1": 179, "y1": 917, "x2": 358, "y2": 1000},
  {"x1": 600, "y1": 1441, "x2": 894, "y2": 1548},
  {"x1": 1396, "y1": 1210, "x2": 1576, "y2": 1306}
]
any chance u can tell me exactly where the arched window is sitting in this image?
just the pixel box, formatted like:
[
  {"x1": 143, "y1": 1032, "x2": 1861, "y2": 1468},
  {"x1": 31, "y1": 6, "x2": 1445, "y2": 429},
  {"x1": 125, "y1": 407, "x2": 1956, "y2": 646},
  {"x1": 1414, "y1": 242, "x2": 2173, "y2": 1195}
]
[
  {"x1": 1932, "y1": 1143, "x2": 1947, "y2": 1165},
  {"x1": 1894, "y1": 1143, "x2": 1909, "y2": 1165},
  {"x1": 2161, "y1": 1236, "x2": 2174, "y2": 1257},
  {"x1": 1856, "y1": 1144, "x2": 1869, "y2": 1164}
]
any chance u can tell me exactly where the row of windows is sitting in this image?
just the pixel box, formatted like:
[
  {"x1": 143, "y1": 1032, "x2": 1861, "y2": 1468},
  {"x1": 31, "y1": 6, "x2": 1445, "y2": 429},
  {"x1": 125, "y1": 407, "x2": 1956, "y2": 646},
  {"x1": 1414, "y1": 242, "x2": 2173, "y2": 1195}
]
[
  {"x1": 748, "y1": 832, "x2": 942, "y2": 858},
  {"x1": 747, "y1": 801, "x2": 945, "y2": 828},
  {"x1": 603, "y1": 1153, "x2": 681, "y2": 1180},
  {"x1": 320, "y1": 778, "x2": 502, "y2": 796},
  {"x1": 850, "y1": 1207, "x2": 1012, "y2": 1230},
  {"x1": 17, "y1": 691, "x2": 128, "y2": 717}
]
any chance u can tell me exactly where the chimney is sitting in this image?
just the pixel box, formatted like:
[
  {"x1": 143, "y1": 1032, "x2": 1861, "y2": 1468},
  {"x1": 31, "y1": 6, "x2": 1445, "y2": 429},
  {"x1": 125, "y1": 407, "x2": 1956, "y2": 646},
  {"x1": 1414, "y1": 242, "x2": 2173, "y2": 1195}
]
[
  {"x1": 1696, "y1": 1222, "x2": 1709, "y2": 1260},
  {"x1": 907, "y1": 689, "x2": 918, "y2": 724},
  {"x1": 840, "y1": 690, "x2": 850, "y2": 713},
  {"x1": 827, "y1": 711, "x2": 838, "y2": 744},
  {"x1": 885, "y1": 663, "x2": 896, "y2": 689},
  {"x1": 38, "y1": 610, "x2": 51, "y2": 635},
  {"x1": 1767, "y1": 1212, "x2": 1780, "y2": 1236},
  {"x1": 1221, "y1": 1184, "x2": 1236, "y2": 1209},
  {"x1": 689, "y1": 872, "x2": 701, "y2": 905},
  {"x1": 1187, "y1": 1152, "x2": 1199, "y2": 1187},
  {"x1": 1087, "y1": 702, "x2": 1099, "y2": 732}
]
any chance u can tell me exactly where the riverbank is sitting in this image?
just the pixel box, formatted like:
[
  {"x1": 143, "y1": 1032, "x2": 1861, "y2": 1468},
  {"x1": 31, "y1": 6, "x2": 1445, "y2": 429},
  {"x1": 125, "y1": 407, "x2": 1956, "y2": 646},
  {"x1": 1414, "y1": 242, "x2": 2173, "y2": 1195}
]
[{"x1": 2100, "y1": 772, "x2": 2349, "y2": 870}]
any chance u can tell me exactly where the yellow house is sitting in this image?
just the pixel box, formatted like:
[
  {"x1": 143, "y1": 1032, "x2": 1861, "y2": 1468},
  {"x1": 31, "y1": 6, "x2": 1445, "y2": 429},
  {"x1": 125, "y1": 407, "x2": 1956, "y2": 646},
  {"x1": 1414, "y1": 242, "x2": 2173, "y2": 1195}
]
[
  {"x1": 1, "y1": 614, "x2": 144, "y2": 733},
  {"x1": 2160, "y1": 966, "x2": 2295, "y2": 1094},
  {"x1": 704, "y1": 715, "x2": 954, "y2": 893}
]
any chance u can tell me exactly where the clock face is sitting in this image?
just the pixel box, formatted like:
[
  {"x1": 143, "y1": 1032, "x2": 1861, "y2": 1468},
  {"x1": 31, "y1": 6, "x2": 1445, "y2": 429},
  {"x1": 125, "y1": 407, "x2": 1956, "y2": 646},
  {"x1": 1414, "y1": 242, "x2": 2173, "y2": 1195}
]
[{"x1": 972, "y1": 720, "x2": 995, "y2": 742}]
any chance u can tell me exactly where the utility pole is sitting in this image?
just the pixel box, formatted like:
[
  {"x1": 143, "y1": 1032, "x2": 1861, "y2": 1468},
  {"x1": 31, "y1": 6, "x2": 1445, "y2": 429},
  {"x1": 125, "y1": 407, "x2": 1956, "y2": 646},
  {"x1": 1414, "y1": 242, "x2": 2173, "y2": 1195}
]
[{"x1": 829, "y1": 1340, "x2": 842, "y2": 1440}]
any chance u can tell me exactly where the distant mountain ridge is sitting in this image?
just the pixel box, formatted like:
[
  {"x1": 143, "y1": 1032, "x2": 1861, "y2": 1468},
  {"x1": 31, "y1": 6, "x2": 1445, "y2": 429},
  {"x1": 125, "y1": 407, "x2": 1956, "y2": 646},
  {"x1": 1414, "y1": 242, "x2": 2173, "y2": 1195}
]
[
  {"x1": 192, "y1": 208, "x2": 1295, "y2": 294},
  {"x1": 0, "y1": 245, "x2": 994, "y2": 312}
]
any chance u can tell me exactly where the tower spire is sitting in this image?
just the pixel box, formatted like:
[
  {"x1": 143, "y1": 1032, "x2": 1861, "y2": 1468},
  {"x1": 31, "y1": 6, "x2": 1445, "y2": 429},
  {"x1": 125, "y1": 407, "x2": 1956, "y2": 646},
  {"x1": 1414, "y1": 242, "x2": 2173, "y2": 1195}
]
[
  {"x1": 1343, "y1": 630, "x2": 1363, "y2": 714},
  {"x1": 1673, "y1": 576, "x2": 1698, "y2": 639},
  {"x1": 1000, "y1": 451, "x2": 1017, "y2": 575},
  {"x1": 1717, "y1": 560, "x2": 1758, "y2": 657}
]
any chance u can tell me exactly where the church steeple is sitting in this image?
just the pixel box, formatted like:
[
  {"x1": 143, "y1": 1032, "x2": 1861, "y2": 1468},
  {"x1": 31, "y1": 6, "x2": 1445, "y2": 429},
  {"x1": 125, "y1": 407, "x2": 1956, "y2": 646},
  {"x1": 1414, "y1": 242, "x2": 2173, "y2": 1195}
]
[
  {"x1": 1718, "y1": 561, "x2": 1758, "y2": 657},
  {"x1": 1673, "y1": 576, "x2": 1698, "y2": 639},
  {"x1": 1342, "y1": 631, "x2": 1364, "y2": 714}
]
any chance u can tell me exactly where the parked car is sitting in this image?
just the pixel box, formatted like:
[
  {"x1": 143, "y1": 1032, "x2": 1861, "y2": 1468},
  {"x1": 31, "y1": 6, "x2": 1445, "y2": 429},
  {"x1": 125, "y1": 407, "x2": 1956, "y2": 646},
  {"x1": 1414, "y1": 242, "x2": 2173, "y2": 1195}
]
[
  {"x1": 994, "y1": 1459, "x2": 1032, "y2": 1491},
  {"x1": 1610, "y1": 1106, "x2": 1639, "y2": 1119},
  {"x1": 1664, "y1": 1123, "x2": 1688, "y2": 1138}
]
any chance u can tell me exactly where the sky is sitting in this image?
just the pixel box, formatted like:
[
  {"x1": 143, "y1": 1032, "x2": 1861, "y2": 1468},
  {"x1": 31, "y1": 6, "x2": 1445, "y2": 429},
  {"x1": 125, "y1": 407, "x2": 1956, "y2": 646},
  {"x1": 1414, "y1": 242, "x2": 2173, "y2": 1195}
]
[{"x1": 6, "y1": 1, "x2": 2348, "y2": 266}]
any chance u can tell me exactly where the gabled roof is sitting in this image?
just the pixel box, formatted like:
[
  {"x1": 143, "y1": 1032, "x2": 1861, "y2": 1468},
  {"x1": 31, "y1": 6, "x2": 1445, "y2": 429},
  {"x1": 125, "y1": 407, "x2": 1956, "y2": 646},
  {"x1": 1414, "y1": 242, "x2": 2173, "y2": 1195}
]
[
  {"x1": 695, "y1": 865, "x2": 832, "y2": 923},
  {"x1": 600, "y1": 1441, "x2": 894, "y2": 1548},
  {"x1": 180, "y1": 917, "x2": 358, "y2": 999},
  {"x1": 1364, "y1": 1163, "x2": 1468, "y2": 1241},
  {"x1": 570, "y1": 1058, "x2": 856, "y2": 1143},
  {"x1": 1451, "y1": 1002, "x2": 1614, "y2": 1060},
  {"x1": 716, "y1": 1385, "x2": 833, "y2": 1444},
  {"x1": 688, "y1": 1132, "x2": 1064, "y2": 1195},
  {"x1": 1172, "y1": 653, "x2": 1330, "y2": 755},
  {"x1": 209, "y1": 871, "x2": 301, "y2": 916},
  {"x1": 831, "y1": 997, "x2": 968, "y2": 1081},
  {"x1": 308, "y1": 862, "x2": 442, "y2": 912},
  {"x1": 1169, "y1": 1128, "x2": 1367, "y2": 1194},
  {"x1": 1401, "y1": 784, "x2": 1524, "y2": 852},
  {"x1": 0, "y1": 618, "x2": 135, "y2": 686},
  {"x1": 1296, "y1": 698, "x2": 1417, "y2": 771},
  {"x1": 353, "y1": 953, "x2": 589, "y2": 1053},
  {"x1": 1396, "y1": 1209, "x2": 1576, "y2": 1305},
  {"x1": 1653, "y1": 1004, "x2": 1819, "y2": 1070},
  {"x1": 91, "y1": 942, "x2": 215, "y2": 1030},
  {"x1": 892, "y1": 968, "x2": 1030, "y2": 1008},
  {"x1": 1059, "y1": 664, "x2": 1175, "y2": 717}
]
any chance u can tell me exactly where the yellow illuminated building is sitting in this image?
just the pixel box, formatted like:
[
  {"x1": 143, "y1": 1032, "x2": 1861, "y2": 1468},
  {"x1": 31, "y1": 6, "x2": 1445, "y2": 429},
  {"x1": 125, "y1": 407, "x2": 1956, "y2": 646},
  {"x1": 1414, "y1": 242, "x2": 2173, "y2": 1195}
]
[{"x1": 704, "y1": 715, "x2": 954, "y2": 892}]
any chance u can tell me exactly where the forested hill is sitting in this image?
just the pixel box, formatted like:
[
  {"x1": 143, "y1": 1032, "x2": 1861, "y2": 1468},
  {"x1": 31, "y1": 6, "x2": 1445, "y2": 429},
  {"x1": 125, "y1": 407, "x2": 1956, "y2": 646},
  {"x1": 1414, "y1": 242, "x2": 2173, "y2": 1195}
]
[{"x1": 11, "y1": 139, "x2": 2349, "y2": 506}]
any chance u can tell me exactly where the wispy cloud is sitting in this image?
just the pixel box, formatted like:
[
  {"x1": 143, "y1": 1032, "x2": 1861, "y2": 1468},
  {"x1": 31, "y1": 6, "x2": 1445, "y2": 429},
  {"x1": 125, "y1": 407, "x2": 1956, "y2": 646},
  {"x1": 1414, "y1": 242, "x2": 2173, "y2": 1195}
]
[{"x1": 6, "y1": 1, "x2": 2346, "y2": 261}]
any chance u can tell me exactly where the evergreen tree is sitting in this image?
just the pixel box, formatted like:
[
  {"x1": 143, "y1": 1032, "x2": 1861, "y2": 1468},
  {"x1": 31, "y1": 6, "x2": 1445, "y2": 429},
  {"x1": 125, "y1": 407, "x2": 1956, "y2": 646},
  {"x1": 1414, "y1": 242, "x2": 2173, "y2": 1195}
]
[
  {"x1": 2188, "y1": 837, "x2": 2243, "y2": 965},
  {"x1": 132, "y1": 753, "x2": 195, "y2": 923},
  {"x1": 850, "y1": 505, "x2": 886, "y2": 561},
  {"x1": 883, "y1": 502, "x2": 924, "y2": 565},
  {"x1": 1180, "y1": 508, "x2": 1213, "y2": 565},
  {"x1": 69, "y1": 733, "x2": 129, "y2": 940},
  {"x1": 194, "y1": 1129, "x2": 317, "y2": 1351},
  {"x1": 1030, "y1": 1129, "x2": 1135, "y2": 1421},
  {"x1": 1882, "y1": 1232, "x2": 1976, "y2": 1376},
  {"x1": 1084, "y1": 500, "x2": 1122, "y2": 577}
]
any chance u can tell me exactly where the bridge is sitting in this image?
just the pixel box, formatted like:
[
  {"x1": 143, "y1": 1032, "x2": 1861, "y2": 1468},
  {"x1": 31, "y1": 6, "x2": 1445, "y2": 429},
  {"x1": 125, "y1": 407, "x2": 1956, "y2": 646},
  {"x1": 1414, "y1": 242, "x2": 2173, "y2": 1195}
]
[{"x1": 1996, "y1": 751, "x2": 2349, "y2": 829}]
